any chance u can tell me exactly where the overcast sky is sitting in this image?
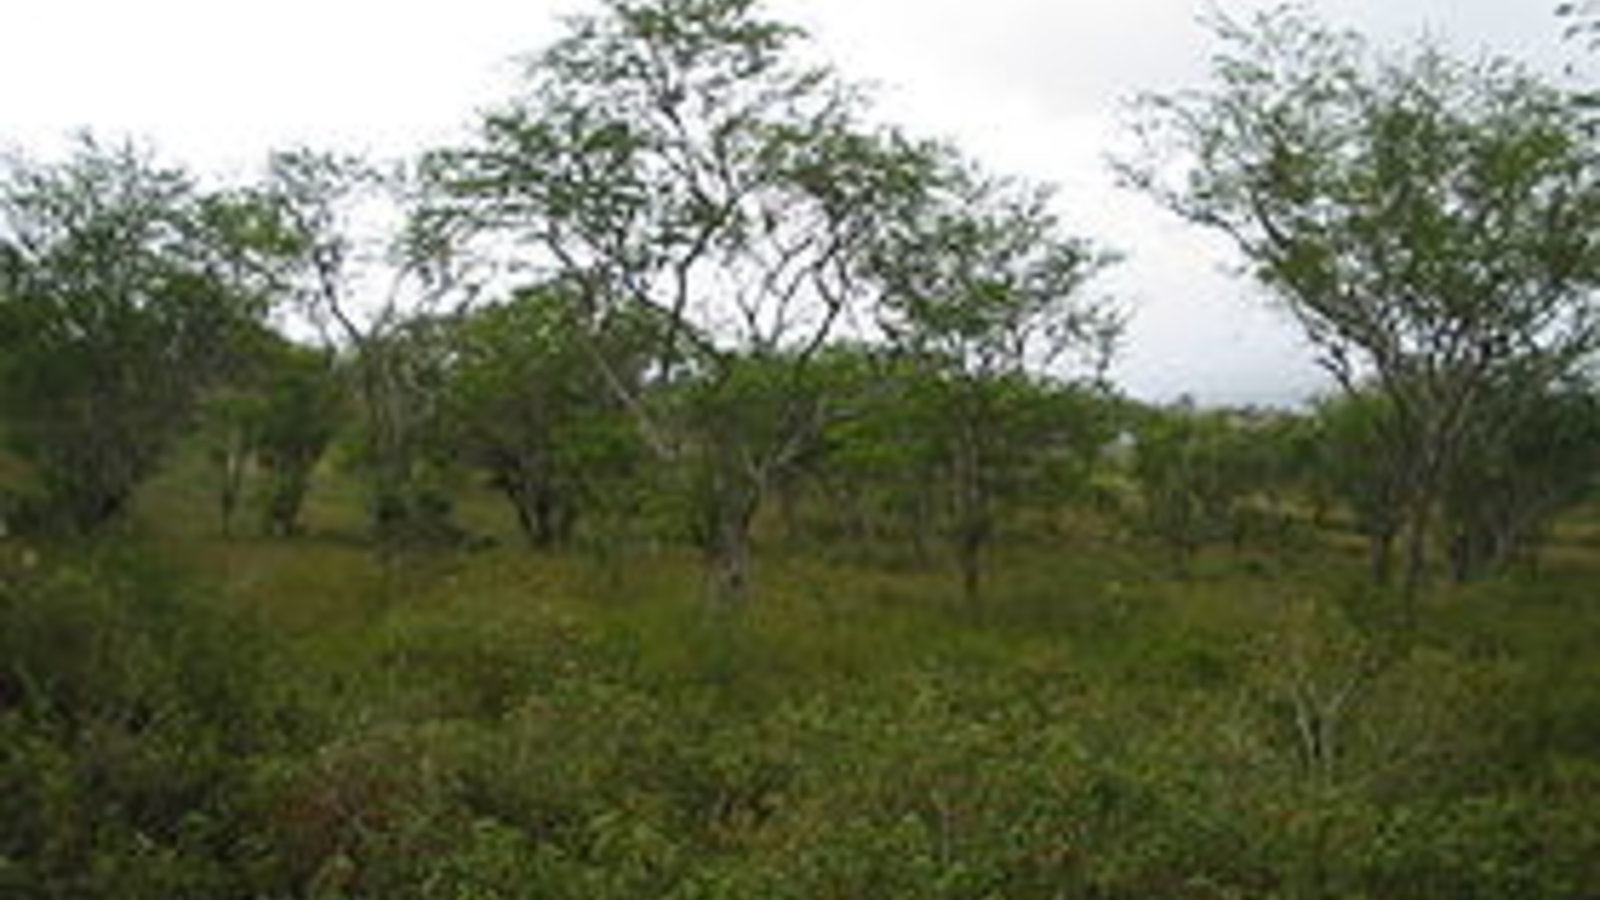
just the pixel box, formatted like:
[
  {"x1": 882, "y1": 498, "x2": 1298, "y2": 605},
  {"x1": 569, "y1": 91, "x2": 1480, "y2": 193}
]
[{"x1": 0, "y1": 1, "x2": 1581, "y2": 405}]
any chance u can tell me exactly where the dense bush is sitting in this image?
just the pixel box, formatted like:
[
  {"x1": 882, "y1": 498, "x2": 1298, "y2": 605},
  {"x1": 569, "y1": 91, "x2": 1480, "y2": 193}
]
[
  {"x1": 2, "y1": 539, "x2": 1597, "y2": 898},
  {"x1": 0, "y1": 547, "x2": 312, "y2": 898}
]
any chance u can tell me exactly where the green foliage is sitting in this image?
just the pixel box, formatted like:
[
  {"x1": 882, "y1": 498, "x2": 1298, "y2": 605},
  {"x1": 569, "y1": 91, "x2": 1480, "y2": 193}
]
[
  {"x1": 254, "y1": 342, "x2": 344, "y2": 537},
  {"x1": 1124, "y1": 7, "x2": 1600, "y2": 592},
  {"x1": 0, "y1": 547, "x2": 311, "y2": 898},
  {"x1": 6, "y1": 5, "x2": 1600, "y2": 898},
  {"x1": 0, "y1": 138, "x2": 277, "y2": 533},
  {"x1": 4, "y1": 505, "x2": 1600, "y2": 898},
  {"x1": 1441, "y1": 381, "x2": 1600, "y2": 580},
  {"x1": 340, "y1": 316, "x2": 466, "y2": 549},
  {"x1": 1128, "y1": 404, "x2": 1306, "y2": 571},
  {"x1": 443, "y1": 284, "x2": 652, "y2": 548},
  {"x1": 1307, "y1": 391, "x2": 1402, "y2": 527},
  {"x1": 193, "y1": 329, "x2": 343, "y2": 539},
  {"x1": 819, "y1": 366, "x2": 1121, "y2": 595},
  {"x1": 197, "y1": 386, "x2": 268, "y2": 538}
]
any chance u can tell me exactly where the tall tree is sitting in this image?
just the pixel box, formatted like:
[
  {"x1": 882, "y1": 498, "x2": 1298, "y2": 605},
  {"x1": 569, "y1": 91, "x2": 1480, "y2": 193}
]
[
  {"x1": 261, "y1": 148, "x2": 472, "y2": 546},
  {"x1": 428, "y1": 0, "x2": 933, "y2": 603},
  {"x1": 868, "y1": 158, "x2": 1119, "y2": 603},
  {"x1": 1122, "y1": 9, "x2": 1600, "y2": 605}
]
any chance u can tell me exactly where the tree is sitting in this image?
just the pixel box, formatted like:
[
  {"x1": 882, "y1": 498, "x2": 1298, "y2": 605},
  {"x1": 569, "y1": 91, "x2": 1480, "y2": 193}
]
[
  {"x1": 253, "y1": 339, "x2": 343, "y2": 537},
  {"x1": 198, "y1": 382, "x2": 268, "y2": 539},
  {"x1": 1307, "y1": 390, "x2": 1409, "y2": 583},
  {"x1": 443, "y1": 282, "x2": 654, "y2": 548},
  {"x1": 1127, "y1": 406, "x2": 1244, "y2": 574},
  {"x1": 1122, "y1": 9, "x2": 1600, "y2": 605},
  {"x1": 346, "y1": 313, "x2": 465, "y2": 546},
  {"x1": 867, "y1": 158, "x2": 1119, "y2": 603},
  {"x1": 0, "y1": 137, "x2": 277, "y2": 533},
  {"x1": 1441, "y1": 379, "x2": 1600, "y2": 580},
  {"x1": 261, "y1": 148, "x2": 472, "y2": 546},
  {"x1": 192, "y1": 323, "x2": 337, "y2": 540},
  {"x1": 428, "y1": 0, "x2": 934, "y2": 604}
]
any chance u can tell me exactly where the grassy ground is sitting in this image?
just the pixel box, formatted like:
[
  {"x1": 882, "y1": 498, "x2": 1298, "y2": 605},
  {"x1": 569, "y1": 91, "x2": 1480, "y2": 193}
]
[{"x1": 3, "y1": 450, "x2": 1599, "y2": 898}]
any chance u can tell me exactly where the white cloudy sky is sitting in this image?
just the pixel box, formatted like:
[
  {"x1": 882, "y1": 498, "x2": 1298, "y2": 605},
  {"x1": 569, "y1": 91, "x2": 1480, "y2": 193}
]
[{"x1": 0, "y1": 1, "x2": 1581, "y2": 405}]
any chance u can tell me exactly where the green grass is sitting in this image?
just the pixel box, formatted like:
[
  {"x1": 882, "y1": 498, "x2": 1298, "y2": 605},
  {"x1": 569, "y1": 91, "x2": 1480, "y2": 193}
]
[{"x1": 6, "y1": 450, "x2": 1600, "y2": 898}]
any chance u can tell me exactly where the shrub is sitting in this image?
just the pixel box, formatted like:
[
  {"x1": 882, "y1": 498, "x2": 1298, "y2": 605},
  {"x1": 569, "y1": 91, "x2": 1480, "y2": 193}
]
[{"x1": 0, "y1": 547, "x2": 307, "y2": 898}]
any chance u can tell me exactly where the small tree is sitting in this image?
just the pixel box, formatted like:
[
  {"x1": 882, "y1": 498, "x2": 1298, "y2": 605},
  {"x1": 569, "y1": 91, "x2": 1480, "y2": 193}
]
[
  {"x1": 262, "y1": 148, "x2": 472, "y2": 547},
  {"x1": 254, "y1": 340, "x2": 343, "y2": 537},
  {"x1": 194, "y1": 323, "x2": 339, "y2": 539},
  {"x1": 1441, "y1": 379, "x2": 1600, "y2": 579},
  {"x1": 0, "y1": 137, "x2": 276, "y2": 533},
  {"x1": 805, "y1": 351, "x2": 944, "y2": 562},
  {"x1": 1123, "y1": 9, "x2": 1600, "y2": 604},
  {"x1": 198, "y1": 386, "x2": 268, "y2": 539},
  {"x1": 443, "y1": 283, "x2": 654, "y2": 548},
  {"x1": 1307, "y1": 391, "x2": 1408, "y2": 582},
  {"x1": 1127, "y1": 406, "x2": 1244, "y2": 574},
  {"x1": 868, "y1": 155, "x2": 1119, "y2": 603}
]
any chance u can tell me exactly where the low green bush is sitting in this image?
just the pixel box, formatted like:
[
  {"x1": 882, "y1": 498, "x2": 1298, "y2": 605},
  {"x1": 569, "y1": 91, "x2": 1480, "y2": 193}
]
[{"x1": 3, "y1": 539, "x2": 1597, "y2": 898}]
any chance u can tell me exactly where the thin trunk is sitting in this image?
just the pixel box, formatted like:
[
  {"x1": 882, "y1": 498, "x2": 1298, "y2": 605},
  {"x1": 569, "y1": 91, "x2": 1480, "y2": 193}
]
[
  {"x1": 512, "y1": 491, "x2": 538, "y2": 547},
  {"x1": 958, "y1": 524, "x2": 984, "y2": 609},
  {"x1": 710, "y1": 490, "x2": 760, "y2": 609},
  {"x1": 264, "y1": 467, "x2": 312, "y2": 538},
  {"x1": 1449, "y1": 524, "x2": 1480, "y2": 585},
  {"x1": 909, "y1": 489, "x2": 932, "y2": 568},
  {"x1": 705, "y1": 462, "x2": 764, "y2": 610},
  {"x1": 1369, "y1": 527, "x2": 1395, "y2": 587},
  {"x1": 953, "y1": 404, "x2": 990, "y2": 609},
  {"x1": 532, "y1": 481, "x2": 565, "y2": 547},
  {"x1": 1400, "y1": 495, "x2": 1434, "y2": 630},
  {"x1": 219, "y1": 455, "x2": 244, "y2": 539}
]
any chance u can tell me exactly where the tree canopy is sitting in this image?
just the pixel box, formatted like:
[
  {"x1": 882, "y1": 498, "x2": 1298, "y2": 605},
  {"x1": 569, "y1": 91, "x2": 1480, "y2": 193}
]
[
  {"x1": 424, "y1": 0, "x2": 1115, "y2": 602},
  {"x1": 1122, "y1": 7, "x2": 1600, "y2": 597},
  {"x1": 0, "y1": 138, "x2": 282, "y2": 532}
]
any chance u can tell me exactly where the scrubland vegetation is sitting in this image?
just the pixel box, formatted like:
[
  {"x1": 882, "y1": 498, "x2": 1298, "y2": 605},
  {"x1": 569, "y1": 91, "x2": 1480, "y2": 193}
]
[
  {"x1": 4, "y1": 1, "x2": 1600, "y2": 896},
  {"x1": 4, "y1": 468, "x2": 1600, "y2": 898}
]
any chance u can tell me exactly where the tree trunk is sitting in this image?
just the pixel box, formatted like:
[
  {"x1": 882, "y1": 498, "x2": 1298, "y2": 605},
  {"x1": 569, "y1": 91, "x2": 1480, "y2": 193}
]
[
  {"x1": 511, "y1": 491, "x2": 538, "y2": 547},
  {"x1": 264, "y1": 465, "x2": 313, "y2": 537},
  {"x1": 958, "y1": 523, "x2": 984, "y2": 610},
  {"x1": 1400, "y1": 495, "x2": 1434, "y2": 629},
  {"x1": 704, "y1": 464, "x2": 764, "y2": 610},
  {"x1": 712, "y1": 518, "x2": 754, "y2": 608},
  {"x1": 909, "y1": 490, "x2": 933, "y2": 569},
  {"x1": 1448, "y1": 527, "x2": 1480, "y2": 585},
  {"x1": 953, "y1": 411, "x2": 992, "y2": 610},
  {"x1": 709, "y1": 489, "x2": 760, "y2": 609},
  {"x1": 1369, "y1": 527, "x2": 1395, "y2": 587},
  {"x1": 219, "y1": 456, "x2": 243, "y2": 539},
  {"x1": 532, "y1": 481, "x2": 564, "y2": 547}
]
